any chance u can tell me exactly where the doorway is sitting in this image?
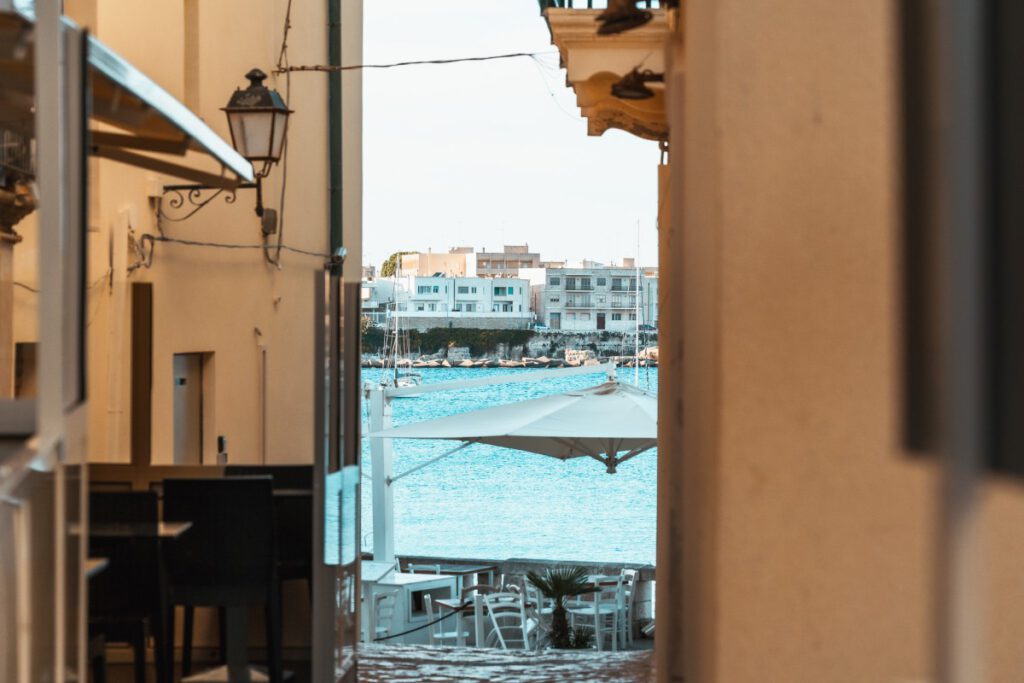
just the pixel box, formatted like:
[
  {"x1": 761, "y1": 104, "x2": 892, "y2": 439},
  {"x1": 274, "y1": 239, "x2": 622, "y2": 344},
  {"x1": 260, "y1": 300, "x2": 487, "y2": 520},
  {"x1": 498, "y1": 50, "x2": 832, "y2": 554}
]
[
  {"x1": 172, "y1": 352, "x2": 212, "y2": 465},
  {"x1": 597, "y1": 313, "x2": 606, "y2": 330}
]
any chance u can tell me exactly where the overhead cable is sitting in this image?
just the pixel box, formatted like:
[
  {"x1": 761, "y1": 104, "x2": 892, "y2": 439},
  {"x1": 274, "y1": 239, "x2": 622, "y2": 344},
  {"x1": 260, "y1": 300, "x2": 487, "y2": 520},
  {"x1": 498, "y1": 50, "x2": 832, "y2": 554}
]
[{"x1": 276, "y1": 51, "x2": 559, "y2": 74}]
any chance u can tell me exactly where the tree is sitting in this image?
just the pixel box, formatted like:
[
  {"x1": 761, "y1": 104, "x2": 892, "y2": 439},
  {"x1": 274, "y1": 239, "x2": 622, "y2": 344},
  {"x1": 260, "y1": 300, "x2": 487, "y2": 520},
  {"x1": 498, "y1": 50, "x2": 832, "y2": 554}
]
[
  {"x1": 380, "y1": 251, "x2": 415, "y2": 278},
  {"x1": 526, "y1": 567, "x2": 597, "y2": 649}
]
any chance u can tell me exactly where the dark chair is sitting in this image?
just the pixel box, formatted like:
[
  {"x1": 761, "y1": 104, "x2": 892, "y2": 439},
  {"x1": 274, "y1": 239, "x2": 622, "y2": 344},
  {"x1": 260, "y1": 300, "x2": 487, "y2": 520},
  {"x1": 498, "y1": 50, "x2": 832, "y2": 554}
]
[
  {"x1": 184, "y1": 466, "x2": 312, "y2": 673},
  {"x1": 224, "y1": 465, "x2": 313, "y2": 585},
  {"x1": 88, "y1": 491, "x2": 162, "y2": 683},
  {"x1": 162, "y1": 477, "x2": 282, "y2": 683}
]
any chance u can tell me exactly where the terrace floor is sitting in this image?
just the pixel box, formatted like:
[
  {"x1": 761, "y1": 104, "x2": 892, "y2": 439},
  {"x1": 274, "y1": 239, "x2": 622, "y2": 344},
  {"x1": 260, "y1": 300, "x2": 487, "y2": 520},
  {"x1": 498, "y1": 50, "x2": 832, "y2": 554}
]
[
  {"x1": 357, "y1": 644, "x2": 654, "y2": 683},
  {"x1": 106, "y1": 644, "x2": 654, "y2": 683}
]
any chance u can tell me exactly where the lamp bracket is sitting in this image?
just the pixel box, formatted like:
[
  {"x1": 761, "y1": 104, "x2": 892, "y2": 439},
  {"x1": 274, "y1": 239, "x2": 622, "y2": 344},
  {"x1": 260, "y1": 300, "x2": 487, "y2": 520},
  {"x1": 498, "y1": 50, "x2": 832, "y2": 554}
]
[{"x1": 158, "y1": 182, "x2": 257, "y2": 222}]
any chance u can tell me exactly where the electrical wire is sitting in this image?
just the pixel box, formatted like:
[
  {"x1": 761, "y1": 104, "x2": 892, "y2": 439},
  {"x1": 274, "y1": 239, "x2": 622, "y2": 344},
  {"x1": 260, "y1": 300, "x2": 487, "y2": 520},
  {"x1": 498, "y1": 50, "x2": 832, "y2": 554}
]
[
  {"x1": 13, "y1": 281, "x2": 38, "y2": 293},
  {"x1": 135, "y1": 233, "x2": 331, "y2": 267},
  {"x1": 265, "y1": 0, "x2": 295, "y2": 269},
  {"x1": 276, "y1": 51, "x2": 559, "y2": 74}
]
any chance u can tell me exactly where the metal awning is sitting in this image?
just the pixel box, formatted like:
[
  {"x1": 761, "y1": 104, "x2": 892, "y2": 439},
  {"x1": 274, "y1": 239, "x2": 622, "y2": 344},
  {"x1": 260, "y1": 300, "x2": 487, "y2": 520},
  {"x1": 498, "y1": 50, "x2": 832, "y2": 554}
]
[{"x1": 0, "y1": 1, "x2": 253, "y2": 187}]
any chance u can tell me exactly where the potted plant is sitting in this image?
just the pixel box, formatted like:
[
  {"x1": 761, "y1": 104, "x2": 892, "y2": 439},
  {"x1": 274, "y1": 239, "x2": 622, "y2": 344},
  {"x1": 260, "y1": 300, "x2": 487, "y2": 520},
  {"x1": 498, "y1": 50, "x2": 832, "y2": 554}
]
[{"x1": 526, "y1": 566, "x2": 598, "y2": 649}]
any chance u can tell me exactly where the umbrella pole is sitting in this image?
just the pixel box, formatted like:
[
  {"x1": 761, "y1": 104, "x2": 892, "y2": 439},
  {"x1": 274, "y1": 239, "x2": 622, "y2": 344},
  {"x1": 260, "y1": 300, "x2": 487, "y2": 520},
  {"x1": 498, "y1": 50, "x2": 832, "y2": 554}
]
[{"x1": 368, "y1": 385, "x2": 395, "y2": 563}]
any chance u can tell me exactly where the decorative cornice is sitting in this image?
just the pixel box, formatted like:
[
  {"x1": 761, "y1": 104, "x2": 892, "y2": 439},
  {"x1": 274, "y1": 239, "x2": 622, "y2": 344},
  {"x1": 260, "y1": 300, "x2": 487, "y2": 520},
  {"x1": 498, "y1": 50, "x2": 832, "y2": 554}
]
[
  {"x1": 542, "y1": 8, "x2": 670, "y2": 141},
  {"x1": 0, "y1": 181, "x2": 36, "y2": 235}
]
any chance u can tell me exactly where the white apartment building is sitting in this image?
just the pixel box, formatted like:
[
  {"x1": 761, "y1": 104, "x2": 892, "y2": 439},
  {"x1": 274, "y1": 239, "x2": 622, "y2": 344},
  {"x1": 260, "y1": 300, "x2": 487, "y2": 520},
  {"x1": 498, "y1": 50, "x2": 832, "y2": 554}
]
[
  {"x1": 395, "y1": 275, "x2": 533, "y2": 331},
  {"x1": 523, "y1": 266, "x2": 659, "y2": 332},
  {"x1": 360, "y1": 279, "x2": 397, "y2": 326}
]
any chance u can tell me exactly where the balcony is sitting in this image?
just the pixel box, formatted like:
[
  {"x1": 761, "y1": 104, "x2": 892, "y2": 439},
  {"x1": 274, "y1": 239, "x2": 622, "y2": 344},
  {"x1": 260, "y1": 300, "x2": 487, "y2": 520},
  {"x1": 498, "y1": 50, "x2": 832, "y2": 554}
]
[
  {"x1": 538, "y1": 1, "x2": 672, "y2": 142},
  {"x1": 565, "y1": 301, "x2": 594, "y2": 308},
  {"x1": 564, "y1": 284, "x2": 594, "y2": 291}
]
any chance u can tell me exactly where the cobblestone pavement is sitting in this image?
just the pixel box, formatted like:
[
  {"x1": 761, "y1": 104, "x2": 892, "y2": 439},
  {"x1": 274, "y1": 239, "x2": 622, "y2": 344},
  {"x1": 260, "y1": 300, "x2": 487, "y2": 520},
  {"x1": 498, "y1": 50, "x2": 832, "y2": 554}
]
[{"x1": 357, "y1": 644, "x2": 654, "y2": 683}]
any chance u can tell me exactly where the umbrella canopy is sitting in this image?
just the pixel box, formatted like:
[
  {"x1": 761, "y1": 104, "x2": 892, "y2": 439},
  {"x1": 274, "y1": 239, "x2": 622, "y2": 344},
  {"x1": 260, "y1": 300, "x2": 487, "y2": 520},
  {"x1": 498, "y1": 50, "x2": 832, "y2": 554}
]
[{"x1": 367, "y1": 380, "x2": 657, "y2": 473}]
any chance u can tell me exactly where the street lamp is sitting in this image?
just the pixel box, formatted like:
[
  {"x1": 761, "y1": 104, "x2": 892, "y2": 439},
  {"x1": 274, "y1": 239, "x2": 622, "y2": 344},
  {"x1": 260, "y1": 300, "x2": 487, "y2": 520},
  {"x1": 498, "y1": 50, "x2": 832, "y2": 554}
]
[
  {"x1": 222, "y1": 68, "x2": 292, "y2": 220},
  {"x1": 160, "y1": 68, "x2": 292, "y2": 225},
  {"x1": 223, "y1": 68, "x2": 292, "y2": 180}
]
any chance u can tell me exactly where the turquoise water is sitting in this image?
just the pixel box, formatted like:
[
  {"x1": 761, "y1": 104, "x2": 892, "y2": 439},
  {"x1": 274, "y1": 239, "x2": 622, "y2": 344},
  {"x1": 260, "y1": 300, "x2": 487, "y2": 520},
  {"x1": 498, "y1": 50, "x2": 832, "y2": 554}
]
[{"x1": 360, "y1": 367, "x2": 658, "y2": 566}]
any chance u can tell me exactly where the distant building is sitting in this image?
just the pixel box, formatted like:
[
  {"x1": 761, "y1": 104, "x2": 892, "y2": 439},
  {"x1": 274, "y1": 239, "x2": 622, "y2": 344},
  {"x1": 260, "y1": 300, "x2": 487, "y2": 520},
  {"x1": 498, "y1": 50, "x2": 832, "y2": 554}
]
[
  {"x1": 399, "y1": 245, "x2": 542, "y2": 279},
  {"x1": 475, "y1": 245, "x2": 541, "y2": 278},
  {"x1": 395, "y1": 275, "x2": 532, "y2": 331},
  {"x1": 522, "y1": 265, "x2": 659, "y2": 332},
  {"x1": 399, "y1": 249, "x2": 476, "y2": 278},
  {"x1": 360, "y1": 279, "x2": 397, "y2": 326}
]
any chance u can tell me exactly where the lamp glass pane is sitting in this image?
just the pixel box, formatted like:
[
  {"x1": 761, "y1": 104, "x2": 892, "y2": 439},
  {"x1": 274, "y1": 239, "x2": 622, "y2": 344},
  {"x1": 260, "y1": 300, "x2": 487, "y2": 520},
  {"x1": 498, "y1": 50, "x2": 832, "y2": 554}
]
[
  {"x1": 228, "y1": 111, "x2": 273, "y2": 160},
  {"x1": 270, "y1": 111, "x2": 289, "y2": 161}
]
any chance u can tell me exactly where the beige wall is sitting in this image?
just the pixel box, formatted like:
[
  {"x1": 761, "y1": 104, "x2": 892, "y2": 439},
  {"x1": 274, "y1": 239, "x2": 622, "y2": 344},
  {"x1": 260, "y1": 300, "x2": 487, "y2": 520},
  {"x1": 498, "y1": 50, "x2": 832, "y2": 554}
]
[
  {"x1": 670, "y1": 1, "x2": 939, "y2": 680},
  {"x1": 665, "y1": 1, "x2": 1024, "y2": 681},
  {"x1": 401, "y1": 252, "x2": 471, "y2": 277},
  {"x1": 10, "y1": 0, "x2": 332, "y2": 465}
]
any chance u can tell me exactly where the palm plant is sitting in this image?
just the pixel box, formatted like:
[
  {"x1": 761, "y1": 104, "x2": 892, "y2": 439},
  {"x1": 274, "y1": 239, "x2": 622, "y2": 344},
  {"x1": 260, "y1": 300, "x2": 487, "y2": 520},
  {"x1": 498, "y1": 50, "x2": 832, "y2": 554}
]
[{"x1": 526, "y1": 566, "x2": 598, "y2": 649}]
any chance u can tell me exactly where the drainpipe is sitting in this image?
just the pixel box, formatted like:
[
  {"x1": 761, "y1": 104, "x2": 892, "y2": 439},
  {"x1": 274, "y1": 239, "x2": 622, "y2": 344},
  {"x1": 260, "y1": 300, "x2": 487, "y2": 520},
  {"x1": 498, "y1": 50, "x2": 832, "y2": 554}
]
[{"x1": 328, "y1": 0, "x2": 342, "y2": 257}]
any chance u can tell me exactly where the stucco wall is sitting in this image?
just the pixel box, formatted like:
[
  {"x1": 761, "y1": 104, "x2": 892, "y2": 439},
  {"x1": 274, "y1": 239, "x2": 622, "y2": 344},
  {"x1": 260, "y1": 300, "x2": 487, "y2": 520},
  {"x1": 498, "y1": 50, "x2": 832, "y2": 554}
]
[
  {"x1": 43, "y1": 0, "x2": 333, "y2": 465},
  {"x1": 673, "y1": 1, "x2": 938, "y2": 680},
  {"x1": 669, "y1": 1, "x2": 1024, "y2": 681}
]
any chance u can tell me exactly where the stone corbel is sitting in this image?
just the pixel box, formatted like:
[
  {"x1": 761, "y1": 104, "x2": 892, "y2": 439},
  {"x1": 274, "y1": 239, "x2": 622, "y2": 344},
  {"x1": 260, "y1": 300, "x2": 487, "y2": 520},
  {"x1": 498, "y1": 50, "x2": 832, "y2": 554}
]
[{"x1": 0, "y1": 181, "x2": 37, "y2": 241}]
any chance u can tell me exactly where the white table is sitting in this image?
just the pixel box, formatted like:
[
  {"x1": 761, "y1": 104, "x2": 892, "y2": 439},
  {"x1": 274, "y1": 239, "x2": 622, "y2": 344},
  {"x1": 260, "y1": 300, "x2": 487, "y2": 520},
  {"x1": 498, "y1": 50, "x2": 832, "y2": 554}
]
[{"x1": 363, "y1": 567, "x2": 457, "y2": 645}]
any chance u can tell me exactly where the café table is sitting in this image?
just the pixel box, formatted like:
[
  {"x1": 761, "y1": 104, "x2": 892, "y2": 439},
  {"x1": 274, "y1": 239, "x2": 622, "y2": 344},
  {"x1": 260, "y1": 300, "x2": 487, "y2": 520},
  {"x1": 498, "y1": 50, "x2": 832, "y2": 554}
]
[
  {"x1": 406, "y1": 562, "x2": 498, "y2": 596},
  {"x1": 74, "y1": 521, "x2": 192, "y2": 683}
]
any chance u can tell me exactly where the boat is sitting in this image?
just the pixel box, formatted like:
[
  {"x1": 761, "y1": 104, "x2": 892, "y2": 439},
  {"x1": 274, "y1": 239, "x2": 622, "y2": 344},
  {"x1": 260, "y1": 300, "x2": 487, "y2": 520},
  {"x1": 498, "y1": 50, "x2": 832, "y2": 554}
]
[{"x1": 380, "y1": 301, "x2": 422, "y2": 392}]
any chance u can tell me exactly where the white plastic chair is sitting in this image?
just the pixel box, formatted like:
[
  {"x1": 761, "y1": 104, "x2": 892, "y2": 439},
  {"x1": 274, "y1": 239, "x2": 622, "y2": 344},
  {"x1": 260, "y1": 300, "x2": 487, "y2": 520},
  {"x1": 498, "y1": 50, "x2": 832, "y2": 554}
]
[
  {"x1": 482, "y1": 592, "x2": 537, "y2": 650},
  {"x1": 372, "y1": 589, "x2": 398, "y2": 642},
  {"x1": 423, "y1": 594, "x2": 468, "y2": 646},
  {"x1": 523, "y1": 579, "x2": 555, "y2": 650},
  {"x1": 567, "y1": 574, "x2": 621, "y2": 651},
  {"x1": 619, "y1": 569, "x2": 639, "y2": 647}
]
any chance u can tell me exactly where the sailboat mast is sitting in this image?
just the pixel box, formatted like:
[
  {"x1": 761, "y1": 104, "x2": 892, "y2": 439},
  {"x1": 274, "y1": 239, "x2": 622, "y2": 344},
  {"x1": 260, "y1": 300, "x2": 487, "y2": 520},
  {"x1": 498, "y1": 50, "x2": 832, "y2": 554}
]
[{"x1": 635, "y1": 219, "x2": 641, "y2": 385}]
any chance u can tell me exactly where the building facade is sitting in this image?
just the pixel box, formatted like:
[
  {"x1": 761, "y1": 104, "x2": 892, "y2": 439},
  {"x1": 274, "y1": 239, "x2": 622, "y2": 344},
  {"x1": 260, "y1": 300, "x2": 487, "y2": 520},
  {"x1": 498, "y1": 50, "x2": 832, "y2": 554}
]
[
  {"x1": 524, "y1": 266, "x2": 658, "y2": 332},
  {"x1": 475, "y1": 244, "x2": 541, "y2": 278},
  {"x1": 399, "y1": 248, "x2": 475, "y2": 277},
  {"x1": 395, "y1": 275, "x2": 532, "y2": 331}
]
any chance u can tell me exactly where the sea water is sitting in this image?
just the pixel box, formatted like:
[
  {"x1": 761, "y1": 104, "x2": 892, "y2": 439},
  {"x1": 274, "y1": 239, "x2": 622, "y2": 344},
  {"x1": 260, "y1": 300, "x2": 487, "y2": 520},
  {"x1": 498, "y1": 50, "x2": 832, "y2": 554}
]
[{"x1": 360, "y1": 366, "x2": 658, "y2": 566}]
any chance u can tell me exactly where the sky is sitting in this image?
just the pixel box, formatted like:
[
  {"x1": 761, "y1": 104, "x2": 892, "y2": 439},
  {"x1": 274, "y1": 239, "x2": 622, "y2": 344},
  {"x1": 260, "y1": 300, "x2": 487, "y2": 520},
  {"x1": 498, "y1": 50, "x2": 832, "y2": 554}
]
[{"x1": 362, "y1": 0, "x2": 660, "y2": 271}]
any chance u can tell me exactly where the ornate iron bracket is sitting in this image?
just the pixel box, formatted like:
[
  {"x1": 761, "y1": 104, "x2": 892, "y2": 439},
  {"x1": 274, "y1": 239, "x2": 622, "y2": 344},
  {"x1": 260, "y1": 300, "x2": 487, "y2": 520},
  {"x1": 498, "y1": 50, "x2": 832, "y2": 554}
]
[{"x1": 158, "y1": 182, "x2": 258, "y2": 222}]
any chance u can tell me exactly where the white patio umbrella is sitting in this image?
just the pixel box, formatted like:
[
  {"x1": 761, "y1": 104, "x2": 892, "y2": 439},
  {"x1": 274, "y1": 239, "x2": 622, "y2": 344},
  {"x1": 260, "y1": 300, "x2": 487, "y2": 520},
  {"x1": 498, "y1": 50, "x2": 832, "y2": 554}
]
[{"x1": 367, "y1": 380, "x2": 657, "y2": 474}]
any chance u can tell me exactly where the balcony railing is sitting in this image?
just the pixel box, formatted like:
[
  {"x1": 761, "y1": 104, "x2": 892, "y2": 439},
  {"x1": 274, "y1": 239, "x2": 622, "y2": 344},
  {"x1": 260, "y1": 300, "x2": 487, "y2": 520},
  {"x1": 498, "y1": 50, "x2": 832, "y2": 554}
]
[
  {"x1": 539, "y1": 0, "x2": 662, "y2": 8},
  {"x1": 564, "y1": 285, "x2": 594, "y2": 291}
]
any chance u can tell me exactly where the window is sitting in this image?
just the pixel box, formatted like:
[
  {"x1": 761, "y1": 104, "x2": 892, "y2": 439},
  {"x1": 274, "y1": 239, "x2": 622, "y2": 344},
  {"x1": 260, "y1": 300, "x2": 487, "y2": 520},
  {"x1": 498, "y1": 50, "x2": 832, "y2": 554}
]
[
  {"x1": 580, "y1": 277, "x2": 591, "y2": 289},
  {"x1": 612, "y1": 278, "x2": 623, "y2": 290},
  {"x1": 417, "y1": 286, "x2": 431, "y2": 294},
  {"x1": 549, "y1": 296, "x2": 560, "y2": 303},
  {"x1": 458, "y1": 286, "x2": 470, "y2": 294},
  {"x1": 596, "y1": 295, "x2": 606, "y2": 304},
  {"x1": 597, "y1": 277, "x2": 606, "y2": 286},
  {"x1": 494, "y1": 286, "x2": 510, "y2": 296},
  {"x1": 580, "y1": 313, "x2": 591, "y2": 321},
  {"x1": 471, "y1": 286, "x2": 477, "y2": 294},
  {"x1": 566, "y1": 312, "x2": 576, "y2": 321},
  {"x1": 428, "y1": 303, "x2": 437, "y2": 311},
  {"x1": 612, "y1": 313, "x2": 622, "y2": 321},
  {"x1": 432, "y1": 286, "x2": 440, "y2": 294},
  {"x1": 464, "y1": 303, "x2": 475, "y2": 312},
  {"x1": 629, "y1": 313, "x2": 637, "y2": 320},
  {"x1": 416, "y1": 304, "x2": 425, "y2": 311},
  {"x1": 454, "y1": 304, "x2": 462, "y2": 312},
  {"x1": 549, "y1": 277, "x2": 561, "y2": 286},
  {"x1": 565, "y1": 278, "x2": 577, "y2": 290}
]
